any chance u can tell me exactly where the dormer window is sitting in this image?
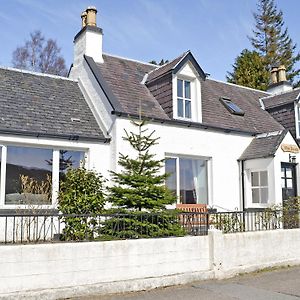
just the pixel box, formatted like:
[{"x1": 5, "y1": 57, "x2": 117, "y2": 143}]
[
  {"x1": 220, "y1": 97, "x2": 244, "y2": 116},
  {"x1": 177, "y1": 79, "x2": 191, "y2": 119}
]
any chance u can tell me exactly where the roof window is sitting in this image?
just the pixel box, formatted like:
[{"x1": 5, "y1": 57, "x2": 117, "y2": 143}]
[{"x1": 220, "y1": 97, "x2": 245, "y2": 116}]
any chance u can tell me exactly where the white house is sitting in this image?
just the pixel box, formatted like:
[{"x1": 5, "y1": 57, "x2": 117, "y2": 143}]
[{"x1": 0, "y1": 6, "x2": 299, "y2": 213}]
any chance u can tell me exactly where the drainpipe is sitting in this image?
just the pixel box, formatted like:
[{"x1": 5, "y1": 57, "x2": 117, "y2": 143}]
[{"x1": 241, "y1": 160, "x2": 245, "y2": 212}]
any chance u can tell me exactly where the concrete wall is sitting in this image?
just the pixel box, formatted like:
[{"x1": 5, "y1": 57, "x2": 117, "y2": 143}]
[
  {"x1": 1, "y1": 229, "x2": 300, "y2": 299},
  {"x1": 211, "y1": 229, "x2": 300, "y2": 278},
  {"x1": 0, "y1": 236, "x2": 211, "y2": 299}
]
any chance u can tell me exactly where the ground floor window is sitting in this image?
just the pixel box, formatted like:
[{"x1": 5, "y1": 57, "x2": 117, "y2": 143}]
[
  {"x1": 1, "y1": 145, "x2": 85, "y2": 206},
  {"x1": 165, "y1": 156, "x2": 208, "y2": 204},
  {"x1": 251, "y1": 171, "x2": 268, "y2": 204}
]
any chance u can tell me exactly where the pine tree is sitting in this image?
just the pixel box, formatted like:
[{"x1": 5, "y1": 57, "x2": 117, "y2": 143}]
[
  {"x1": 249, "y1": 0, "x2": 300, "y2": 84},
  {"x1": 227, "y1": 49, "x2": 269, "y2": 90},
  {"x1": 108, "y1": 119, "x2": 176, "y2": 211},
  {"x1": 102, "y1": 120, "x2": 184, "y2": 239}
]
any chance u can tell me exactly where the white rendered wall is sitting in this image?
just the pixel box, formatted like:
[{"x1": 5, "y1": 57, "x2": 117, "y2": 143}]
[
  {"x1": 273, "y1": 132, "x2": 300, "y2": 204},
  {"x1": 114, "y1": 118, "x2": 253, "y2": 211},
  {"x1": 244, "y1": 132, "x2": 300, "y2": 208},
  {"x1": 0, "y1": 236, "x2": 210, "y2": 297},
  {"x1": 210, "y1": 229, "x2": 300, "y2": 279},
  {"x1": 1, "y1": 229, "x2": 300, "y2": 298}
]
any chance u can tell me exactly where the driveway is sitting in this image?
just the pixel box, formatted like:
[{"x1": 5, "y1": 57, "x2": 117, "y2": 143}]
[{"x1": 72, "y1": 266, "x2": 300, "y2": 300}]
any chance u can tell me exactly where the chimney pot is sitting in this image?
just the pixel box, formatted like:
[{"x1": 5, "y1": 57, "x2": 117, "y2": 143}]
[
  {"x1": 81, "y1": 11, "x2": 87, "y2": 28},
  {"x1": 86, "y1": 6, "x2": 97, "y2": 27},
  {"x1": 270, "y1": 66, "x2": 278, "y2": 84},
  {"x1": 278, "y1": 65, "x2": 287, "y2": 82}
]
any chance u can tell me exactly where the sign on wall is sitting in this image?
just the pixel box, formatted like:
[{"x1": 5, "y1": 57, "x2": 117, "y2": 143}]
[{"x1": 281, "y1": 144, "x2": 299, "y2": 153}]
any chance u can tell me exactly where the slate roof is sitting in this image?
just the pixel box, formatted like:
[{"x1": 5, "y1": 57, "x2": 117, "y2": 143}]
[
  {"x1": 87, "y1": 52, "x2": 283, "y2": 134},
  {"x1": 95, "y1": 54, "x2": 169, "y2": 119},
  {"x1": 146, "y1": 51, "x2": 188, "y2": 82},
  {"x1": 0, "y1": 67, "x2": 105, "y2": 141},
  {"x1": 262, "y1": 88, "x2": 300, "y2": 109},
  {"x1": 239, "y1": 131, "x2": 286, "y2": 160},
  {"x1": 201, "y1": 79, "x2": 283, "y2": 134}
]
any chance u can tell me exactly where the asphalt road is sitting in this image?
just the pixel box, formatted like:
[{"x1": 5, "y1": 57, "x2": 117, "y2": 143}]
[{"x1": 72, "y1": 266, "x2": 300, "y2": 300}]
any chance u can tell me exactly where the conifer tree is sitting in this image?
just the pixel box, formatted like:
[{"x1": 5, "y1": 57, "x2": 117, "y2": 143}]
[
  {"x1": 249, "y1": 0, "x2": 300, "y2": 84},
  {"x1": 108, "y1": 119, "x2": 176, "y2": 211},
  {"x1": 102, "y1": 120, "x2": 184, "y2": 239},
  {"x1": 227, "y1": 49, "x2": 269, "y2": 90}
]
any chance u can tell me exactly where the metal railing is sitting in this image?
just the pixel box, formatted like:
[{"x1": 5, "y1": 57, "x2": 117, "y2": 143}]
[{"x1": 0, "y1": 209, "x2": 299, "y2": 244}]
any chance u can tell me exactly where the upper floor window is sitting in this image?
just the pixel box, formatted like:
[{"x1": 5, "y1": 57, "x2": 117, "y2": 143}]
[{"x1": 177, "y1": 79, "x2": 191, "y2": 119}]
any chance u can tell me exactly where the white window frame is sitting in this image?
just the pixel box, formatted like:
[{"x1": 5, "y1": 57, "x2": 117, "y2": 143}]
[
  {"x1": 0, "y1": 144, "x2": 87, "y2": 209},
  {"x1": 176, "y1": 78, "x2": 192, "y2": 119},
  {"x1": 172, "y1": 63, "x2": 202, "y2": 123},
  {"x1": 250, "y1": 170, "x2": 269, "y2": 204},
  {"x1": 165, "y1": 154, "x2": 211, "y2": 205}
]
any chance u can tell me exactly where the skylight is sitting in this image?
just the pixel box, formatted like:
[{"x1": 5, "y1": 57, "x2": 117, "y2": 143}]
[{"x1": 220, "y1": 97, "x2": 245, "y2": 116}]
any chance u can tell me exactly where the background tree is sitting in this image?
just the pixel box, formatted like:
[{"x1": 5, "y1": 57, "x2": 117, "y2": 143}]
[
  {"x1": 249, "y1": 0, "x2": 300, "y2": 84},
  {"x1": 227, "y1": 49, "x2": 269, "y2": 90},
  {"x1": 149, "y1": 59, "x2": 169, "y2": 66},
  {"x1": 12, "y1": 30, "x2": 67, "y2": 76}
]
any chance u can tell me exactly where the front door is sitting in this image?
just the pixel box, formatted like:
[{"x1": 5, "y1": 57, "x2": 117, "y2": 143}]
[
  {"x1": 281, "y1": 163, "x2": 298, "y2": 229},
  {"x1": 281, "y1": 163, "x2": 297, "y2": 200}
]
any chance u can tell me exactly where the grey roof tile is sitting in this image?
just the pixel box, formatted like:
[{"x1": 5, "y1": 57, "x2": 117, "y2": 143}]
[
  {"x1": 96, "y1": 54, "x2": 169, "y2": 119},
  {"x1": 0, "y1": 68, "x2": 105, "y2": 140},
  {"x1": 146, "y1": 51, "x2": 188, "y2": 82},
  {"x1": 201, "y1": 79, "x2": 283, "y2": 133},
  {"x1": 239, "y1": 131, "x2": 286, "y2": 160},
  {"x1": 91, "y1": 53, "x2": 283, "y2": 134},
  {"x1": 262, "y1": 88, "x2": 300, "y2": 109}
]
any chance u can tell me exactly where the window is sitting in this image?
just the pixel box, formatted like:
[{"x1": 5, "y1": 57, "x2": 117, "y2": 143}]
[
  {"x1": 177, "y1": 79, "x2": 192, "y2": 119},
  {"x1": 0, "y1": 145, "x2": 86, "y2": 206},
  {"x1": 251, "y1": 171, "x2": 268, "y2": 204},
  {"x1": 59, "y1": 150, "x2": 85, "y2": 179},
  {"x1": 220, "y1": 97, "x2": 244, "y2": 116},
  {"x1": 165, "y1": 157, "x2": 208, "y2": 204},
  {"x1": 5, "y1": 146, "x2": 53, "y2": 205}
]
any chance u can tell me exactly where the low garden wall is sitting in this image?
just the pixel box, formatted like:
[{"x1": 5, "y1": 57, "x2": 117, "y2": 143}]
[{"x1": 1, "y1": 229, "x2": 300, "y2": 299}]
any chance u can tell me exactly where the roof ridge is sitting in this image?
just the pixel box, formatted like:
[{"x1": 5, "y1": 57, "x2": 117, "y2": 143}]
[
  {"x1": 0, "y1": 65, "x2": 76, "y2": 82},
  {"x1": 260, "y1": 87, "x2": 300, "y2": 100},
  {"x1": 146, "y1": 50, "x2": 190, "y2": 77},
  {"x1": 102, "y1": 52, "x2": 157, "y2": 67},
  {"x1": 207, "y1": 78, "x2": 269, "y2": 95}
]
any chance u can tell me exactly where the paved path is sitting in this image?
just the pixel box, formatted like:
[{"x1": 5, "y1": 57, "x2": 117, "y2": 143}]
[{"x1": 71, "y1": 266, "x2": 300, "y2": 300}]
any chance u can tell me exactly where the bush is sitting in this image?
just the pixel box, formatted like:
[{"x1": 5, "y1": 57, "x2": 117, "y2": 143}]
[
  {"x1": 58, "y1": 167, "x2": 106, "y2": 241},
  {"x1": 100, "y1": 209, "x2": 185, "y2": 240}
]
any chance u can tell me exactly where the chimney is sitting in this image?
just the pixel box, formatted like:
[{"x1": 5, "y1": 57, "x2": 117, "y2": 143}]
[
  {"x1": 73, "y1": 6, "x2": 103, "y2": 66},
  {"x1": 267, "y1": 64, "x2": 292, "y2": 95}
]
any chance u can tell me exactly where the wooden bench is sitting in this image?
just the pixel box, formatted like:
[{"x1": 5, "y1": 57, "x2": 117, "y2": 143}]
[{"x1": 176, "y1": 204, "x2": 208, "y2": 231}]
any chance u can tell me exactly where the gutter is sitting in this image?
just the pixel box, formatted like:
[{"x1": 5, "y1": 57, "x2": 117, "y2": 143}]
[
  {"x1": 0, "y1": 128, "x2": 110, "y2": 143},
  {"x1": 111, "y1": 111, "x2": 258, "y2": 136}
]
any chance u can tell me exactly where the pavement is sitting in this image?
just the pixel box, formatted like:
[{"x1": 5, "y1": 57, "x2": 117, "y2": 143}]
[{"x1": 71, "y1": 265, "x2": 300, "y2": 300}]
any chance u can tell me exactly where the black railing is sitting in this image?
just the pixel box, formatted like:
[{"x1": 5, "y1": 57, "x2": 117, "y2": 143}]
[{"x1": 0, "y1": 209, "x2": 299, "y2": 244}]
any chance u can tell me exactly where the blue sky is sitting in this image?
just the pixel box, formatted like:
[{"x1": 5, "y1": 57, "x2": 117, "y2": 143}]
[{"x1": 1, "y1": 0, "x2": 300, "y2": 80}]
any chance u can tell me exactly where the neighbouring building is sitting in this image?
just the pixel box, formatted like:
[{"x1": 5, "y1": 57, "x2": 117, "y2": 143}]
[{"x1": 0, "y1": 6, "x2": 299, "y2": 213}]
